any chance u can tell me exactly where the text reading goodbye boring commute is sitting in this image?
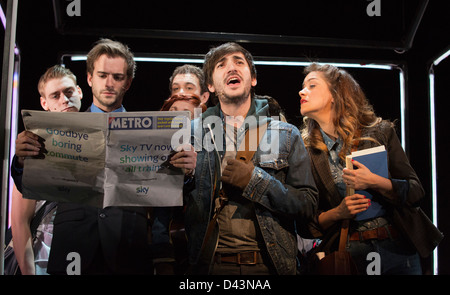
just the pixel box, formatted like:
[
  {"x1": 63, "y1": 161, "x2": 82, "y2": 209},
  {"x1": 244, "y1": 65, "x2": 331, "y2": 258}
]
[{"x1": 46, "y1": 128, "x2": 89, "y2": 161}]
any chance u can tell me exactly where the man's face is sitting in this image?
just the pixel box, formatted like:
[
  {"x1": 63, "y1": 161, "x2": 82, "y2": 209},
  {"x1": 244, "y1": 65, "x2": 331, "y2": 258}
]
[
  {"x1": 171, "y1": 73, "x2": 209, "y2": 104},
  {"x1": 40, "y1": 76, "x2": 82, "y2": 112},
  {"x1": 87, "y1": 54, "x2": 132, "y2": 112},
  {"x1": 171, "y1": 73, "x2": 201, "y2": 96},
  {"x1": 208, "y1": 52, "x2": 256, "y2": 106}
]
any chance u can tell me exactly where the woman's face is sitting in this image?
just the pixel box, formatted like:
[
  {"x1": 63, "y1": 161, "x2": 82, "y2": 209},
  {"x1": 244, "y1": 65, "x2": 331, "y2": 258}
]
[
  {"x1": 169, "y1": 100, "x2": 197, "y2": 119},
  {"x1": 298, "y1": 71, "x2": 335, "y2": 120}
]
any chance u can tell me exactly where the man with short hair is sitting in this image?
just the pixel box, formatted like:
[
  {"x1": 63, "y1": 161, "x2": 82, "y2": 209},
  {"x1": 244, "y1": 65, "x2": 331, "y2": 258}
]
[
  {"x1": 11, "y1": 65, "x2": 81, "y2": 275},
  {"x1": 44, "y1": 39, "x2": 195, "y2": 274},
  {"x1": 85, "y1": 38, "x2": 135, "y2": 113},
  {"x1": 15, "y1": 65, "x2": 83, "y2": 167},
  {"x1": 43, "y1": 39, "x2": 154, "y2": 275},
  {"x1": 38, "y1": 65, "x2": 83, "y2": 113},
  {"x1": 185, "y1": 42, "x2": 318, "y2": 275},
  {"x1": 169, "y1": 64, "x2": 210, "y2": 105},
  {"x1": 148, "y1": 64, "x2": 209, "y2": 275}
]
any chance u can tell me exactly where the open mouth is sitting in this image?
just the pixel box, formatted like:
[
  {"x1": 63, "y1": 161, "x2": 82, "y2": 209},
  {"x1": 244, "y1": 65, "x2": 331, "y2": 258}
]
[{"x1": 226, "y1": 76, "x2": 241, "y2": 86}]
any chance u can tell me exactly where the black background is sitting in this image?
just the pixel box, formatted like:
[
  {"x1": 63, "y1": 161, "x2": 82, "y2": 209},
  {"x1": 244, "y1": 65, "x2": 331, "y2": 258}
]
[{"x1": 1, "y1": 0, "x2": 449, "y2": 274}]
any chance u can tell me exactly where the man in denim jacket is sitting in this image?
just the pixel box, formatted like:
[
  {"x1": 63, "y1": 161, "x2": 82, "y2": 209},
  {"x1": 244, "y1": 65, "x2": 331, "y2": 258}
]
[{"x1": 184, "y1": 43, "x2": 318, "y2": 275}]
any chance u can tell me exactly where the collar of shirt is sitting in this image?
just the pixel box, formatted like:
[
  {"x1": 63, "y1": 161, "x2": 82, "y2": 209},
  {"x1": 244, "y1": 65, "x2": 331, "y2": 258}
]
[
  {"x1": 320, "y1": 128, "x2": 343, "y2": 154},
  {"x1": 320, "y1": 128, "x2": 345, "y2": 184},
  {"x1": 89, "y1": 103, "x2": 126, "y2": 113},
  {"x1": 219, "y1": 109, "x2": 246, "y2": 152}
]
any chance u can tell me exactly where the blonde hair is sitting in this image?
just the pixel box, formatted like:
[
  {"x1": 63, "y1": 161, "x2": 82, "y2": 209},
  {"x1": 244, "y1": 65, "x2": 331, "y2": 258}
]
[
  {"x1": 301, "y1": 63, "x2": 386, "y2": 160},
  {"x1": 37, "y1": 65, "x2": 77, "y2": 97}
]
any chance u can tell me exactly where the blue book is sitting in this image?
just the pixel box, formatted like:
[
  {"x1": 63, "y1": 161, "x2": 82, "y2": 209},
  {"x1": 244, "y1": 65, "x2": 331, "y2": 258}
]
[{"x1": 347, "y1": 145, "x2": 388, "y2": 221}]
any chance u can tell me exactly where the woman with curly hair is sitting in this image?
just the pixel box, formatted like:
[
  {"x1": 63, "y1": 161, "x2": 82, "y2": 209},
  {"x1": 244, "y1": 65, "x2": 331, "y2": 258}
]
[
  {"x1": 160, "y1": 93, "x2": 206, "y2": 119},
  {"x1": 298, "y1": 63, "x2": 441, "y2": 275}
]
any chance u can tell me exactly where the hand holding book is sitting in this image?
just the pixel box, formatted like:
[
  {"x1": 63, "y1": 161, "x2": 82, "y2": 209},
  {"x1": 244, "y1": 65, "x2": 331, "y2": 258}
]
[
  {"x1": 344, "y1": 145, "x2": 391, "y2": 221},
  {"x1": 343, "y1": 159, "x2": 379, "y2": 191}
]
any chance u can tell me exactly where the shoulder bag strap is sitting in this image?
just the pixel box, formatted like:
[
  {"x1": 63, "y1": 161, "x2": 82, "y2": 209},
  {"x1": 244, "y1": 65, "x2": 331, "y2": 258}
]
[
  {"x1": 198, "y1": 122, "x2": 269, "y2": 266},
  {"x1": 339, "y1": 132, "x2": 360, "y2": 252}
]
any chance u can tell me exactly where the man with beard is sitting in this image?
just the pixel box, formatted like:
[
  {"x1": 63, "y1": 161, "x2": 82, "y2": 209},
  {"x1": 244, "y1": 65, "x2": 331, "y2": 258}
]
[{"x1": 184, "y1": 42, "x2": 318, "y2": 275}]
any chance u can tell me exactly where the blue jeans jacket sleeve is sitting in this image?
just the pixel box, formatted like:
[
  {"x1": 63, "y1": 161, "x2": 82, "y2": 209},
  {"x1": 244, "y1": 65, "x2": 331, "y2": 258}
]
[
  {"x1": 186, "y1": 116, "x2": 319, "y2": 274},
  {"x1": 243, "y1": 122, "x2": 318, "y2": 220}
]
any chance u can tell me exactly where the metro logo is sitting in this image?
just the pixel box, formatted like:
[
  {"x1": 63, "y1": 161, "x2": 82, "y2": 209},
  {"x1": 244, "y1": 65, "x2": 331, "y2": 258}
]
[{"x1": 109, "y1": 116, "x2": 153, "y2": 130}]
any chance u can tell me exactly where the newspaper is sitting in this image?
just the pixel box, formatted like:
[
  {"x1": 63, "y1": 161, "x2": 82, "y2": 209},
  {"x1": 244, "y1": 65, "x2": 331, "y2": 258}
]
[{"x1": 21, "y1": 110, "x2": 190, "y2": 208}]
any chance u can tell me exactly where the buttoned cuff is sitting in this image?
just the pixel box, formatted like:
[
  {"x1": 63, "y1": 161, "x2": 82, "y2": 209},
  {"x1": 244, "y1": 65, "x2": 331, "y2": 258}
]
[{"x1": 242, "y1": 167, "x2": 269, "y2": 201}]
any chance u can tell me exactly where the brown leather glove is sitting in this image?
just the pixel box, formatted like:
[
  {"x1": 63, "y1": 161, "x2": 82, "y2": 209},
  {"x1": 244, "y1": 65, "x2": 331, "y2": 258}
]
[{"x1": 221, "y1": 159, "x2": 255, "y2": 190}]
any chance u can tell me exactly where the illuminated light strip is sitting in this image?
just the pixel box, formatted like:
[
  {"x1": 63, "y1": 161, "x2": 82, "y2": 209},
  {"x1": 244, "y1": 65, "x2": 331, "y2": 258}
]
[
  {"x1": 428, "y1": 48, "x2": 449, "y2": 275},
  {"x1": 429, "y1": 71, "x2": 438, "y2": 275},
  {"x1": 254, "y1": 60, "x2": 392, "y2": 70},
  {"x1": 70, "y1": 55, "x2": 87, "y2": 61},
  {"x1": 0, "y1": 4, "x2": 5, "y2": 27},
  {"x1": 70, "y1": 55, "x2": 393, "y2": 70},
  {"x1": 0, "y1": 4, "x2": 19, "y2": 55},
  {"x1": 399, "y1": 70, "x2": 406, "y2": 149},
  {"x1": 2, "y1": 3, "x2": 21, "y2": 228},
  {"x1": 8, "y1": 69, "x2": 19, "y2": 227},
  {"x1": 71, "y1": 56, "x2": 205, "y2": 64},
  {"x1": 1, "y1": 1, "x2": 19, "y2": 274},
  {"x1": 134, "y1": 57, "x2": 204, "y2": 64},
  {"x1": 433, "y1": 49, "x2": 450, "y2": 66}
]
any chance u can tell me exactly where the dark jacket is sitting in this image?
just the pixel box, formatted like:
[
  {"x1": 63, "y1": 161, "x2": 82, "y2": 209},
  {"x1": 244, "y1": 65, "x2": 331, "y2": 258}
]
[
  {"x1": 12, "y1": 106, "x2": 152, "y2": 274},
  {"x1": 304, "y1": 120, "x2": 443, "y2": 258}
]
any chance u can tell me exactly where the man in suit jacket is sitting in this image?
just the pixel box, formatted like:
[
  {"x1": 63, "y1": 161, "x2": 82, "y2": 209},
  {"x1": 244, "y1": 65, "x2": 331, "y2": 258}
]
[
  {"x1": 12, "y1": 39, "x2": 197, "y2": 274},
  {"x1": 45, "y1": 39, "x2": 154, "y2": 274}
]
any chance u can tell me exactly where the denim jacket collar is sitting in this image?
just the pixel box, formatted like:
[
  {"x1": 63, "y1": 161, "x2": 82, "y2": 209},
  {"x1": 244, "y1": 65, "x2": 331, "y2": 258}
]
[{"x1": 201, "y1": 96, "x2": 271, "y2": 131}]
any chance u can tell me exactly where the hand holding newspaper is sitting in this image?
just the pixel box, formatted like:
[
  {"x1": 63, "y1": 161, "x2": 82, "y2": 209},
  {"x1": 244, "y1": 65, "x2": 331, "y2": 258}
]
[{"x1": 21, "y1": 110, "x2": 190, "y2": 208}]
